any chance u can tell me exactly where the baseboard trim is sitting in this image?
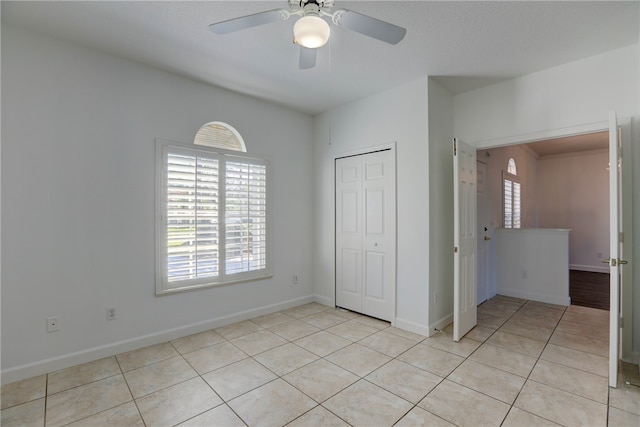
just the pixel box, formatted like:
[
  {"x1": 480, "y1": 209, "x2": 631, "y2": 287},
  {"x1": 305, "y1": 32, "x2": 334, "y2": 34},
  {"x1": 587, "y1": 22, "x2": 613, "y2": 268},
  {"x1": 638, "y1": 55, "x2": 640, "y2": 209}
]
[
  {"x1": 394, "y1": 317, "x2": 429, "y2": 338},
  {"x1": 496, "y1": 288, "x2": 570, "y2": 306},
  {"x1": 429, "y1": 313, "x2": 454, "y2": 337},
  {"x1": 313, "y1": 294, "x2": 334, "y2": 308},
  {"x1": 570, "y1": 264, "x2": 610, "y2": 274},
  {"x1": 1, "y1": 295, "x2": 315, "y2": 385}
]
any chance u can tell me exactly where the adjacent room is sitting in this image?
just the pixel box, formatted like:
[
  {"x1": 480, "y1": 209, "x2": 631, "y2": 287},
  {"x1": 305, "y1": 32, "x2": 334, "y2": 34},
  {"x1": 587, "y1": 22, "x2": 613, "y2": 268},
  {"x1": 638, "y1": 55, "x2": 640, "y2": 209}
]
[{"x1": 2, "y1": 1, "x2": 640, "y2": 426}]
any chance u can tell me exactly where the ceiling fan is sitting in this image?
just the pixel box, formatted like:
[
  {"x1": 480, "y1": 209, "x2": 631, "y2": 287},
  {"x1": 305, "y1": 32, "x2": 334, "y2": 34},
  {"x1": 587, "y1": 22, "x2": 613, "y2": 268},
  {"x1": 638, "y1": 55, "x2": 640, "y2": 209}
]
[{"x1": 209, "y1": 0, "x2": 406, "y2": 69}]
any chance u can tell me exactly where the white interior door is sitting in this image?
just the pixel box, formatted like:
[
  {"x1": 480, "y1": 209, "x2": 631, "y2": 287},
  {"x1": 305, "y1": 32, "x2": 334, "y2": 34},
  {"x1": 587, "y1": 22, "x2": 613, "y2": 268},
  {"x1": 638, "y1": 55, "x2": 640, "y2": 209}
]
[
  {"x1": 608, "y1": 111, "x2": 622, "y2": 388},
  {"x1": 476, "y1": 160, "x2": 489, "y2": 305},
  {"x1": 453, "y1": 138, "x2": 477, "y2": 341},
  {"x1": 336, "y1": 149, "x2": 396, "y2": 322}
]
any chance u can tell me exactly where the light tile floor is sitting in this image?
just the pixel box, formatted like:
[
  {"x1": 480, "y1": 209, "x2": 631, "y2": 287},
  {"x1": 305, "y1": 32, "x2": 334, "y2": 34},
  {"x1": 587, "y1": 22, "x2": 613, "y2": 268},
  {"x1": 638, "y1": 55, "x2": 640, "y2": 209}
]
[{"x1": 2, "y1": 296, "x2": 640, "y2": 426}]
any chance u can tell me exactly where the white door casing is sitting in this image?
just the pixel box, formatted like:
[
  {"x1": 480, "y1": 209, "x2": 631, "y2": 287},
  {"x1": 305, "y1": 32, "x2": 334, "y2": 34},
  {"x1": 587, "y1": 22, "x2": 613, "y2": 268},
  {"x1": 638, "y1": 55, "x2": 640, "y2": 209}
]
[
  {"x1": 336, "y1": 149, "x2": 396, "y2": 322},
  {"x1": 608, "y1": 111, "x2": 621, "y2": 388},
  {"x1": 477, "y1": 160, "x2": 489, "y2": 305},
  {"x1": 453, "y1": 138, "x2": 477, "y2": 341}
]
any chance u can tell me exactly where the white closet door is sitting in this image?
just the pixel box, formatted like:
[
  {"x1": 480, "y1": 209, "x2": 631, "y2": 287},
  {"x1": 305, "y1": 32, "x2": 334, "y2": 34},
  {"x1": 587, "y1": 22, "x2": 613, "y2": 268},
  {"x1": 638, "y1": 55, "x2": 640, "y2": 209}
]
[{"x1": 336, "y1": 149, "x2": 395, "y2": 321}]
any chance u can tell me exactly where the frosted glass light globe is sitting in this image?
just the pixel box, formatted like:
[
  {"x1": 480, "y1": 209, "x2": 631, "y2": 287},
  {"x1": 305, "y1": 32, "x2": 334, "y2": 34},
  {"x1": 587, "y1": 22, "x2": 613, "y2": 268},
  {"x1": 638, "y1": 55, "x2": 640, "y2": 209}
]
[{"x1": 294, "y1": 15, "x2": 330, "y2": 48}]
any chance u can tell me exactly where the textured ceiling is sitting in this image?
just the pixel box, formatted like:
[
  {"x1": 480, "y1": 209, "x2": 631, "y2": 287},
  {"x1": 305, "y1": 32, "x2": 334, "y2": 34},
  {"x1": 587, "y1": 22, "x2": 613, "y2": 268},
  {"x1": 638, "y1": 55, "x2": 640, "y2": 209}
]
[{"x1": 2, "y1": 1, "x2": 639, "y2": 115}]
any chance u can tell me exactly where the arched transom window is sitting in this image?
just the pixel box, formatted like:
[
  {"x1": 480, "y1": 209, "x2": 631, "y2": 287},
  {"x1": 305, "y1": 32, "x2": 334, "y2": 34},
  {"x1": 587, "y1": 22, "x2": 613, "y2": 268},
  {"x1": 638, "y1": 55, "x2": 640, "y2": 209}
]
[{"x1": 194, "y1": 121, "x2": 246, "y2": 152}]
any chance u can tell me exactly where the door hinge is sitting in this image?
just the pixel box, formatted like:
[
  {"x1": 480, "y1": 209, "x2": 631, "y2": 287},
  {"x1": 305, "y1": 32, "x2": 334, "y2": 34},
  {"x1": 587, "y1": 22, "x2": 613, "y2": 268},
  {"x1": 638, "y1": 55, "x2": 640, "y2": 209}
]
[
  {"x1": 454, "y1": 246, "x2": 458, "y2": 253},
  {"x1": 453, "y1": 138, "x2": 457, "y2": 156}
]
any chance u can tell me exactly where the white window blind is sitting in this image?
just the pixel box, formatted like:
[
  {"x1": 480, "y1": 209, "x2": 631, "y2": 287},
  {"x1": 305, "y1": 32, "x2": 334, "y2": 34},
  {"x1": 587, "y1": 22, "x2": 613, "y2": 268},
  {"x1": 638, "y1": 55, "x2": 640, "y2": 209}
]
[
  {"x1": 157, "y1": 141, "x2": 271, "y2": 294},
  {"x1": 503, "y1": 172, "x2": 521, "y2": 229}
]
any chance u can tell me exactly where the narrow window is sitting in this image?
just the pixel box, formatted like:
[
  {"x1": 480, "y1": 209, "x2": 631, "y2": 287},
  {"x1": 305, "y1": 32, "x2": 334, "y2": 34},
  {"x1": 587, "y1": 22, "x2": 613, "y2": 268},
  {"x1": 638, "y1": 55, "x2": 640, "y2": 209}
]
[{"x1": 503, "y1": 158, "x2": 521, "y2": 228}]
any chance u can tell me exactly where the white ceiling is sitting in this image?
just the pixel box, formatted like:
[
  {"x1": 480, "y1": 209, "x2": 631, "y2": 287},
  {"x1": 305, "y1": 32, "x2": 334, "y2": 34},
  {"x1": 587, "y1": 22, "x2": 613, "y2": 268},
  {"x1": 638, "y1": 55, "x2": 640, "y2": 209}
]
[{"x1": 2, "y1": 1, "x2": 638, "y2": 115}]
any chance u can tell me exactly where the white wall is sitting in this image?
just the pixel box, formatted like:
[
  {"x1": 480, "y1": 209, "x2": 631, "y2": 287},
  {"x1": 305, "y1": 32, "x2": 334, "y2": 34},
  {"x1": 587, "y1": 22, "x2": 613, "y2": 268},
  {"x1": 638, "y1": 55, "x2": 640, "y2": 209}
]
[
  {"x1": 537, "y1": 150, "x2": 610, "y2": 271},
  {"x1": 454, "y1": 43, "x2": 640, "y2": 361},
  {"x1": 427, "y1": 79, "x2": 455, "y2": 329},
  {"x1": 313, "y1": 77, "x2": 432, "y2": 335},
  {"x1": 1, "y1": 25, "x2": 315, "y2": 383}
]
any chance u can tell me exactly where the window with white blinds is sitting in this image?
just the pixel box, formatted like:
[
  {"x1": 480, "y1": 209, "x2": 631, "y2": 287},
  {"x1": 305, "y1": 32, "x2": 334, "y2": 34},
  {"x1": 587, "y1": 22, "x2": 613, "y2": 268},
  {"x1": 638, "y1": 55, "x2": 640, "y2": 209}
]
[
  {"x1": 156, "y1": 141, "x2": 270, "y2": 294},
  {"x1": 503, "y1": 171, "x2": 521, "y2": 229}
]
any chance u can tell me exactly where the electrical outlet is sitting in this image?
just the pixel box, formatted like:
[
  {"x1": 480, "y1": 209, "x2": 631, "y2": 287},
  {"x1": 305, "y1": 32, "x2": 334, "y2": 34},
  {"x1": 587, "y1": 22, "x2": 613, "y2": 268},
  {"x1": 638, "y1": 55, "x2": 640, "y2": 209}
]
[
  {"x1": 293, "y1": 275, "x2": 299, "y2": 285},
  {"x1": 106, "y1": 307, "x2": 117, "y2": 320},
  {"x1": 47, "y1": 316, "x2": 59, "y2": 333}
]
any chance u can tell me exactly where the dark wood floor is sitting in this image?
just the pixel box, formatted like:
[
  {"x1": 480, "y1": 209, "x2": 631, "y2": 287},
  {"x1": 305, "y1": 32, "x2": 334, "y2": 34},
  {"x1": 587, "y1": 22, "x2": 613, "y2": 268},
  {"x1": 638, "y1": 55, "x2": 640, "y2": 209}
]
[{"x1": 570, "y1": 270, "x2": 609, "y2": 311}]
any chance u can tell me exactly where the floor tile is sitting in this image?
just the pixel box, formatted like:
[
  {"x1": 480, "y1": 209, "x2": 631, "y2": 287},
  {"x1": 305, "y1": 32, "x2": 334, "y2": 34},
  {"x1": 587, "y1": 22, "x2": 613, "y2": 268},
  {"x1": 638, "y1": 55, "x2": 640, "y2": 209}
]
[
  {"x1": 608, "y1": 407, "x2": 640, "y2": 427},
  {"x1": 539, "y1": 343, "x2": 608, "y2": 377},
  {"x1": 447, "y1": 359, "x2": 525, "y2": 404},
  {"x1": 528, "y1": 359, "x2": 608, "y2": 404},
  {"x1": 251, "y1": 312, "x2": 296, "y2": 328},
  {"x1": 500, "y1": 318, "x2": 554, "y2": 342},
  {"x1": 136, "y1": 377, "x2": 222, "y2": 427},
  {"x1": 422, "y1": 332, "x2": 481, "y2": 357},
  {"x1": 418, "y1": 380, "x2": 510, "y2": 427},
  {"x1": 183, "y1": 341, "x2": 247, "y2": 374},
  {"x1": 231, "y1": 330, "x2": 288, "y2": 356},
  {"x1": 548, "y1": 330, "x2": 608, "y2": 357},
  {"x1": 510, "y1": 311, "x2": 561, "y2": 329},
  {"x1": 514, "y1": 380, "x2": 607, "y2": 426},
  {"x1": 66, "y1": 401, "x2": 144, "y2": 427},
  {"x1": 124, "y1": 355, "x2": 197, "y2": 398},
  {"x1": 464, "y1": 325, "x2": 496, "y2": 342},
  {"x1": 170, "y1": 330, "x2": 224, "y2": 354},
  {"x1": 562, "y1": 310, "x2": 609, "y2": 328},
  {"x1": 609, "y1": 379, "x2": 640, "y2": 415},
  {"x1": 300, "y1": 311, "x2": 349, "y2": 329},
  {"x1": 45, "y1": 375, "x2": 132, "y2": 427},
  {"x1": 48, "y1": 357, "x2": 121, "y2": 395},
  {"x1": 352, "y1": 315, "x2": 390, "y2": 330},
  {"x1": 326, "y1": 319, "x2": 379, "y2": 341},
  {"x1": 116, "y1": 342, "x2": 179, "y2": 372},
  {"x1": 202, "y1": 358, "x2": 277, "y2": 401},
  {"x1": 385, "y1": 326, "x2": 426, "y2": 342},
  {"x1": 486, "y1": 330, "x2": 546, "y2": 357},
  {"x1": 282, "y1": 303, "x2": 327, "y2": 318},
  {"x1": 214, "y1": 320, "x2": 262, "y2": 340},
  {"x1": 228, "y1": 379, "x2": 316, "y2": 427},
  {"x1": 253, "y1": 343, "x2": 318, "y2": 376},
  {"x1": 502, "y1": 406, "x2": 561, "y2": 426},
  {"x1": 0, "y1": 374, "x2": 46, "y2": 409},
  {"x1": 283, "y1": 359, "x2": 359, "y2": 403},
  {"x1": 268, "y1": 319, "x2": 320, "y2": 341},
  {"x1": 323, "y1": 380, "x2": 413, "y2": 427},
  {"x1": 555, "y1": 318, "x2": 608, "y2": 341},
  {"x1": 358, "y1": 330, "x2": 417, "y2": 357},
  {"x1": 325, "y1": 343, "x2": 391, "y2": 377},
  {"x1": 366, "y1": 359, "x2": 442, "y2": 403},
  {"x1": 287, "y1": 405, "x2": 349, "y2": 427},
  {"x1": 398, "y1": 343, "x2": 465, "y2": 377},
  {"x1": 469, "y1": 343, "x2": 537, "y2": 378},
  {"x1": 395, "y1": 406, "x2": 456, "y2": 427},
  {"x1": 294, "y1": 331, "x2": 351, "y2": 357},
  {"x1": 0, "y1": 398, "x2": 45, "y2": 427},
  {"x1": 178, "y1": 404, "x2": 245, "y2": 426}
]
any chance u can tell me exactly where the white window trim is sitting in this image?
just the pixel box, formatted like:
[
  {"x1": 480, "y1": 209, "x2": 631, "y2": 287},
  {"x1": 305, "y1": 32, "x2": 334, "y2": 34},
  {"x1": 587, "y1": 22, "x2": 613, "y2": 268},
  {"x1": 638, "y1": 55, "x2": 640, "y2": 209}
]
[{"x1": 155, "y1": 139, "x2": 272, "y2": 295}]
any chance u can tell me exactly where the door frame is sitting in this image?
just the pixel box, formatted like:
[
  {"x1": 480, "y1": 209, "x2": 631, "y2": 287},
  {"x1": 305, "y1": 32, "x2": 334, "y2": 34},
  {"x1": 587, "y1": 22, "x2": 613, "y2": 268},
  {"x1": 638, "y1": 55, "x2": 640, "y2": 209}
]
[
  {"x1": 473, "y1": 118, "x2": 634, "y2": 369},
  {"x1": 333, "y1": 142, "x2": 398, "y2": 325}
]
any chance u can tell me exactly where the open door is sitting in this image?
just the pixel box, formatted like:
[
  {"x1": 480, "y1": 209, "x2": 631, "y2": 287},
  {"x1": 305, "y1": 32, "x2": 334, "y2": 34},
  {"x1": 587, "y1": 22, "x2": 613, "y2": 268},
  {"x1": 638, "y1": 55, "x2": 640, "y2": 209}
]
[
  {"x1": 608, "y1": 111, "x2": 626, "y2": 388},
  {"x1": 453, "y1": 138, "x2": 477, "y2": 341}
]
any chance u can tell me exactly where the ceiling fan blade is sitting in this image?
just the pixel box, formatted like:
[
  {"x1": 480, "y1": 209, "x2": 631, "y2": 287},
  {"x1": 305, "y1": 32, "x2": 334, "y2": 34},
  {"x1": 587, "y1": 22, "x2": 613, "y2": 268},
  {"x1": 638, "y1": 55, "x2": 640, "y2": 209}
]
[
  {"x1": 210, "y1": 9, "x2": 289, "y2": 34},
  {"x1": 299, "y1": 47, "x2": 317, "y2": 70},
  {"x1": 332, "y1": 9, "x2": 406, "y2": 45}
]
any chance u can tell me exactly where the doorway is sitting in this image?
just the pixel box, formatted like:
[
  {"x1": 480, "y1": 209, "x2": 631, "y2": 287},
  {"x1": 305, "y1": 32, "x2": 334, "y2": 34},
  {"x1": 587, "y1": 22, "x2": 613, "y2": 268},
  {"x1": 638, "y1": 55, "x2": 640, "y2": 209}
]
[{"x1": 335, "y1": 147, "x2": 397, "y2": 322}]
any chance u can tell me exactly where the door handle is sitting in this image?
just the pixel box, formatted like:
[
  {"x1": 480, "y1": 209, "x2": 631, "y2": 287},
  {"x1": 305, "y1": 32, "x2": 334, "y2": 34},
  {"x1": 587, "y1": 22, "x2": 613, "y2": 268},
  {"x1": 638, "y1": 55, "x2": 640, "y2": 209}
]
[
  {"x1": 619, "y1": 259, "x2": 629, "y2": 265},
  {"x1": 602, "y1": 258, "x2": 629, "y2": 266},
  {"x1": 484, "y1": 236, "x2": 491, "y2": 241},
  {"x1": 601, "y1": 259, "x2": 610, "y2": 264}
]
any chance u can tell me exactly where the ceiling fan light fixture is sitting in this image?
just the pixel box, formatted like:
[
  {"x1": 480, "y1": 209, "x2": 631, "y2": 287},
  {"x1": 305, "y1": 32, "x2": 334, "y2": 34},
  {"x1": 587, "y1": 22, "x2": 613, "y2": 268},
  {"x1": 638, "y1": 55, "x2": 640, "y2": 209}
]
[{"x1": 294, "y1": 15, "x2": 330, "y2": 48}]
